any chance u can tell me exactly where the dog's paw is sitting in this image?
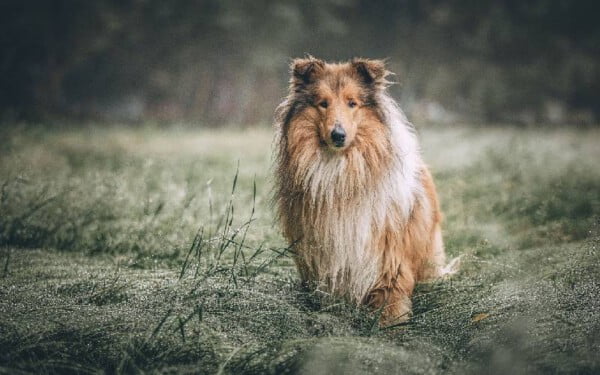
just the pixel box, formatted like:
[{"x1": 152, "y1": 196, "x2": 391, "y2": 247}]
[{"x1": 378, "y1": 295, "x2": 413, "y2": 328}]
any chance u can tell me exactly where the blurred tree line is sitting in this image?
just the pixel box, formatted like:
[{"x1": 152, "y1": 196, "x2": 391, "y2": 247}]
[{"x1": 1, "y1": 0, "x2": 598, "y2": 125}]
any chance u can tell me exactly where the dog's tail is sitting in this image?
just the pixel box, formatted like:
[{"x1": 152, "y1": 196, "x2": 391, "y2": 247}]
[{"x1": 439, "y1": 255, "x2": 461, "y2": 277}]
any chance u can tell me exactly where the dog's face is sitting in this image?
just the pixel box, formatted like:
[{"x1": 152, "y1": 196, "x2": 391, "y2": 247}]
[{"x1": 289, "y1": 57, "x2": 389, "y2": 152}]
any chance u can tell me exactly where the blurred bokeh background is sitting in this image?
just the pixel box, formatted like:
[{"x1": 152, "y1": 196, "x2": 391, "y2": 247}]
[{"x1": 1, "y1": 0, "x2": 599, "y2": 126}]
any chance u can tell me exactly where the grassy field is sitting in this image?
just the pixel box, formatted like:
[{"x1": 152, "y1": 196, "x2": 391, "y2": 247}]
[{"x1": 0, "y1": 124, "x2": 599, "y2": 374}]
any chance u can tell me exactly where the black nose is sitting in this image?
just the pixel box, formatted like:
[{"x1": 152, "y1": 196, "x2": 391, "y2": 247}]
[{"x1": 330, "y1": 127, "x2": 346, "y2": 146}]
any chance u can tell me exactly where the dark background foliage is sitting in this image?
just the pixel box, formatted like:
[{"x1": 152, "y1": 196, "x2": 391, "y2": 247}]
[{"x1": 1, "y1": 0, "x2": 599, "y2": 125}]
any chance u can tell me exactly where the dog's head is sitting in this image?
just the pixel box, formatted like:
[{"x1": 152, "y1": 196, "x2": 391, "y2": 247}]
[{"x1": 288, "y1": 56, "x2": 391, "y2": 151}]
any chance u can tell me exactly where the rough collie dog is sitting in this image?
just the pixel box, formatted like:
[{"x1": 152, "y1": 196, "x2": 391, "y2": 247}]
[{"x1": 274, "y1": 56, "x2": 457, "y2": 324}]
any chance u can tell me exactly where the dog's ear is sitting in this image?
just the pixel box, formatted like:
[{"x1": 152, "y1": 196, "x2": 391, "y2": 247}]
[
  {"x1": 351, "y1": 58, "x2": 390, "y2": 89},
  {"x1": 291, "y1": 56, "x2": 324, "y2": 87}
]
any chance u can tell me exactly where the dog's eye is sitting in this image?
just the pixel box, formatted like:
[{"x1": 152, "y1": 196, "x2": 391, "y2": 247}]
[
  {"x1": 319, "y1": 101, "x2": 328, "y2": 109},
  {"x1": 348, "y1": 100, "x2": 357, "y2": 108}
]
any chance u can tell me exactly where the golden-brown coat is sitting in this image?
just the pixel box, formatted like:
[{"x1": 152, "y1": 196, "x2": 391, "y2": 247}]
[{"x1": 274, "y1": 56, "x2": 454, "y2": 324}]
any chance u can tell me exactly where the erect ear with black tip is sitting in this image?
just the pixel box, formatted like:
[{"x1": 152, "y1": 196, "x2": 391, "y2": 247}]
[
  {"x1": 351, "y1": 58, "x2": 390, "y2": 88},
  {"x1": 291, "y1": 56, "x2": 324, "y2": 87}
]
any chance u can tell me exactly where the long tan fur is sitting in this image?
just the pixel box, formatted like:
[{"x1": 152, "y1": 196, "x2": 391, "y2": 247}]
[{"x1": 273, "y1": 56, "x2": 456, "y2": 324}]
